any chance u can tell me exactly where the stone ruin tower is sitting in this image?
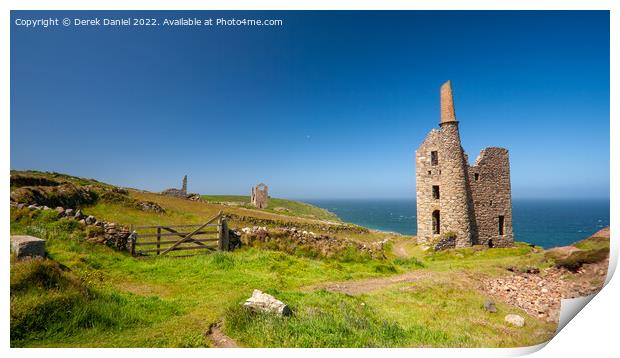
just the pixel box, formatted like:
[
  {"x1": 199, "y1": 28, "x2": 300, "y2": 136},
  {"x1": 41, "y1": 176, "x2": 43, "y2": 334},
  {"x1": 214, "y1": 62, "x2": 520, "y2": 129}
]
[
  {"x1": 415, "y1": 81, "x2": 513, "y2": 249},
  {"x1": 251, "y1": 183, "x2": 269, "y2": 209},
  {"x1": 161, "y1": 175, "x2": 188, "y2": 198}
]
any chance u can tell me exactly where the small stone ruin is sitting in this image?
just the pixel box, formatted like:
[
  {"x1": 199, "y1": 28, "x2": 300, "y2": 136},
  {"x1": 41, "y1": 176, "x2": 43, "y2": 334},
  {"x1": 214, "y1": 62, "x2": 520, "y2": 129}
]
[
  {"x1": 250, "y1": 183, "x2": 268, "y2": 209},
  {"x1": 161, "y1": 175, "x2": 188, "y2": 198}
]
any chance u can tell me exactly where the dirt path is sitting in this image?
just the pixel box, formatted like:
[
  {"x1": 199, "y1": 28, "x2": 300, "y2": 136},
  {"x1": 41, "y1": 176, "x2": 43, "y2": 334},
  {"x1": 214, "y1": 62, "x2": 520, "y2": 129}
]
[
  {"x1": 307, "y1": 270, "x2": 431, "y2": 295},
  {"x1": 393, "y1": 240, "x2": 410, "y2": 258},
  {"x1": 207, "y1": 322, "x2": 239, "y2": 348}
]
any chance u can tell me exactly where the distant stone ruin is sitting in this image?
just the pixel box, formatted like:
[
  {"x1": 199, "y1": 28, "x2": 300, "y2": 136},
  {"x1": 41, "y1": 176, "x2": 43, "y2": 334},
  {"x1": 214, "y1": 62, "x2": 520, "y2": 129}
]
[
  {"x1": 251, "y1": 183, "x2": 268, "y2": 209},
  {"x1": 161, "y1": 175, "x2": 188, "y2": 198}
]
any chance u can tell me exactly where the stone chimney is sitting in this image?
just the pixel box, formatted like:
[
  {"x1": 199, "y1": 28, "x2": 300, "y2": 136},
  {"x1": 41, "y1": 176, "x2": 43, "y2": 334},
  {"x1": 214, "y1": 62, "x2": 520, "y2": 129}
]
[{"x1": 440, "y1": 80, "x2": 457, "y2": 124}]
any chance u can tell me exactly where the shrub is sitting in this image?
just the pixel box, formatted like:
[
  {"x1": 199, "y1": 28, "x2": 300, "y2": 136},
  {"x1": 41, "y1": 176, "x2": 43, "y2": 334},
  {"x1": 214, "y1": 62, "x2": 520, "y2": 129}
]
[
  {"x1": 550, "y1": 248, "x2": 609, "y2": 272},
  {"x1": 211, "y1": 252, "x2": 236, "y2": 269},
  {"x1": 393, "y1": 257, "x2": 425, "y2": 269}
]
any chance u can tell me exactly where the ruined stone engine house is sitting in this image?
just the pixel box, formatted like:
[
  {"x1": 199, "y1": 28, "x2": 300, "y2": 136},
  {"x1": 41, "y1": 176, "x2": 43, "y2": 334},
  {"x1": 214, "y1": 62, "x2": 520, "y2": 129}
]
[{"x1": 415, "y1": 81, "x2": 513, "y2": 249}]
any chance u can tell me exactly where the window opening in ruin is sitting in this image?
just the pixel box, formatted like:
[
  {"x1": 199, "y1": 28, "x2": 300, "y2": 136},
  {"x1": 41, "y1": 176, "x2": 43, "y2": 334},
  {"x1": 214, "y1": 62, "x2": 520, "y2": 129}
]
[
  {"x1": 428, "y1": 170, "x2": 432, "y2": 175},
  {"x1": 474, "y1": 173, "x2": 480, "y2": 181},
  {"x1": 431, "y1": 151, "x2": 438, "y2": 166},
  {"x1": 498, "y1": 215, "x2": 505, "y2": 235},
  {"x1": 432, "y1": 185, "x2": 440, "y2": 199},
  {"x1": 432, "y1": 210, "x2": 440, "y2": 235},
  {"x1": 489, "y1": 200, "x2": 493, "y2": 206}
]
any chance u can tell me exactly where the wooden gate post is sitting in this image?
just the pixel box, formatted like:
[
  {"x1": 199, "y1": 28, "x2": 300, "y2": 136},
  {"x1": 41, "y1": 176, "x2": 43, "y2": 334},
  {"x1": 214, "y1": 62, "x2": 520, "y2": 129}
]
[
  {"x1": 217, "y1": 214, "x2": 230, "y2": 251},
  {"x1": 156, "y1": 227, "x2": 161, "y2": 255},
  {"x1": 217, "y1": 214, "x2": 224, "y2": 251},
  {"x1": 221, "y1": 216, "x2": 230, "y2": 251}
]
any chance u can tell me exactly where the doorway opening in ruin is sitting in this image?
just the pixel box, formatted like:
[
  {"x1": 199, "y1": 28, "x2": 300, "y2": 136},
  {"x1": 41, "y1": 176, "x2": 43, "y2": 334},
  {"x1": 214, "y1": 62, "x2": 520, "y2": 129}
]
[
  {"x1": 432, "y1": 210, "x2": 440, "y2": 235},
  {"x1": 498, "y1": 215, "x2": 505, "y2": 235},
  {"x1": 488, "y1": 239, "x2": 494, "y2": 248},
  {"x1": 431, "y1": 151, "x2": 439, "y2": 166}
]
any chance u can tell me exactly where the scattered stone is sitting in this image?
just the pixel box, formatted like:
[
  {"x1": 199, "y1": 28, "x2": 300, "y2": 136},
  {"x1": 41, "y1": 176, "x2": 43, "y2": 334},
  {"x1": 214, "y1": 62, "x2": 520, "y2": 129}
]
[
  {"x1": 238, "y1": 226, "x2": 386, "y2": 259},
  {"x1": 28, "y1": 204, "x2": 38, "y2": 210},
  {"x1": 482, "y1": 255, "x2": 608, "y2": 323},
  {"x1": 504, "y1": 314, "x2": 525, "y2": 327},
  {"x1": 55, "y1": 206, "x2": 65, "y2": 216},
  {"x1": 65, "y1": 208, "x2": 74, "y2": 217},
  {"x1": 85, "y1": 215, "x2": 96, "y2": 225},
  {"x1": 11, "y1": 235, "x2": 46, "y2": 259},
  {"x1": 484, "y1": 299, "x2": 497, "y2": 313},
  {"x1": 136, "y1": 201, "x2": 165, "y2": 213},
  {"x1": 74, "y1": 209, "x2": 83, "y2": 219},
  {"x1": 244, "y1": 289, "x2": 292, "y2": 316},
  {"x1": 17, "y1": 203, "x2": 25, "y2": 209},
  {"x1": 274, "y1": 207, "x2": 290, "y2": 213}
]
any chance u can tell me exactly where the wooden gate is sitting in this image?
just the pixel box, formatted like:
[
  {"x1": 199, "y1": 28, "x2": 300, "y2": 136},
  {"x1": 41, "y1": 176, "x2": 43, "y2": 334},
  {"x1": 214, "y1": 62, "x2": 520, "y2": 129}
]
[{"x1": 129, "y1": 211, "x2": 230, "y2": 256}]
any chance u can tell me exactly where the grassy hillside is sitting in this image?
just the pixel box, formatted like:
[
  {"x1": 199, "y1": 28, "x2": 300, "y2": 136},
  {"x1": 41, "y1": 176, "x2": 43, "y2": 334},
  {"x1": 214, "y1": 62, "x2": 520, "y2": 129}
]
[
  {"x1": 12, "y1": 170, "x2": 604, "y2": 348},
  {"x1": 201, "y1": 194, "x2": 341, "y2": 222},
  {"x1": 10, "y1": 207, "x2": 556, "y2": 347}
]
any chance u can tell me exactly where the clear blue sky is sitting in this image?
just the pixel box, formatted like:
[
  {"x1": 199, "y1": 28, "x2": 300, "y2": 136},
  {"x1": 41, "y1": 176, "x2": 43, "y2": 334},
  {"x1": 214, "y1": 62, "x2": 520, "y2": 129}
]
[{"x1": 10, "y1": 11, "x2": 609, "y2": 199}]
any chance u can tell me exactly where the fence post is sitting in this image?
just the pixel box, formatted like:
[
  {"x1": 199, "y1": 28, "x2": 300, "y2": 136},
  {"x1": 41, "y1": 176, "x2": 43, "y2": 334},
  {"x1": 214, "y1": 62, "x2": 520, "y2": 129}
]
[
  {"x1": 156, "y1": 227, "x2": 161, "y2": 255},
  {"x1": 222, "y1": 216, "x2": 230, "y2": 252},
  {"x1": 130, "y1": 225, "x2": 136, "y2": 257},
  {"x1": 217, "y1": 214, "x2": 224, "y2": 251}
]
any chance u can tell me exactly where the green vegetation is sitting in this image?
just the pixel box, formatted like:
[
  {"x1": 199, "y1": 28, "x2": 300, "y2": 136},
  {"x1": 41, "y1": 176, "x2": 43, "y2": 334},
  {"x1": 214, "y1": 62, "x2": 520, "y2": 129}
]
[
  {"x1": 545, "y1": 235, "x2": 610, "y2": 272},
  {"x1": 10, "y1": 171, "x2": 562, "y2": 347},
  {"x1": 201, "y1": 194, "x2": 341, "y2": 222}
]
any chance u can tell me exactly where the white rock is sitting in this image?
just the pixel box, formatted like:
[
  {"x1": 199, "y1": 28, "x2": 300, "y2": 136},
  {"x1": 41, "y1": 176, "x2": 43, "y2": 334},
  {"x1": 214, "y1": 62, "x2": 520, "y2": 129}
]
[
  {"x1": 244, "y1": 289, "x2": 292, "y2": 316},
  {"x1": 505, "y1": 314, "x2": 525, "y2": 327}
]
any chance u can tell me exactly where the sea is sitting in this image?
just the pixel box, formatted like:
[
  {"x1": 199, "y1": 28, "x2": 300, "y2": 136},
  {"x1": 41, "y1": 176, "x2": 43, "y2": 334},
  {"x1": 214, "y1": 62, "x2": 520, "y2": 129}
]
[{"x1": 305, "y1": 198, "x2": 609, "y2": 249}]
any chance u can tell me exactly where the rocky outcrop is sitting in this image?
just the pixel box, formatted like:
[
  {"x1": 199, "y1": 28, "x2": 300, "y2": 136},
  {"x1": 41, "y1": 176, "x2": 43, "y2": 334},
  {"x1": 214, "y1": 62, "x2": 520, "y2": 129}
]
[
  {"x1": 10, "y1": 173, "x2": 61, "y2": 188},
  {"x1": 135, "y1": 201, "x2": 165, "y2": 213},
  {"x1": 244, "y1": 289, "x2": 292, "y2": 316},
  {"x1": 11, "y1": 183, "x2": 98, "y2": 208}
]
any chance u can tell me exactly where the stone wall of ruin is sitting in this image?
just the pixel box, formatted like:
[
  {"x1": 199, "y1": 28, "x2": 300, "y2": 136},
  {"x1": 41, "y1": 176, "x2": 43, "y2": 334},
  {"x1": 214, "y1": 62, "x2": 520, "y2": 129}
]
[
  {"x1": 415, "y1": 122, "x2": 476, "y2": 247},
  {"x1": 468, "y1": 148, "x2": 513, "y2": 247},
  {"x1": 251, "y1": 183, "x2": 269, "y2": 209}
]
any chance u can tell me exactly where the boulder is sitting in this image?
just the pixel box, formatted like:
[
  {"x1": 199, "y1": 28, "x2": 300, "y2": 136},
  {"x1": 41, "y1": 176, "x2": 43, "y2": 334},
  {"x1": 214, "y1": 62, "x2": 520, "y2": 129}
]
[
  {"x1": 55, "y1": 206, "x2": 65, "y2": 216},
  {"x1": 85, "y1": 215, "x2": 97, "y2": 225},
  {"x1": 11, "y1": 235, "x2": 46, "y2": 259},
  {"x1": 244, "y1": 289, "x2": 292, "y2": 316},
  {"x1": 484, "y1": 300, "x2": 497, "y2": 313},
  {"x1": 65, "y1": 208, "x2": 74, "y2": 217},
  {"x1": 504, "y1": 314, "x2": 525, "y2": 327}
]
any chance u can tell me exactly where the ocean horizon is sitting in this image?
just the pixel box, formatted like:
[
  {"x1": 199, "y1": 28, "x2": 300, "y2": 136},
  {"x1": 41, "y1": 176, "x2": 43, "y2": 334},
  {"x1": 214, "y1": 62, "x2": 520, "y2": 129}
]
[{"x1": 304, "y1": 198, "x2": 609, "y2": 249}]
